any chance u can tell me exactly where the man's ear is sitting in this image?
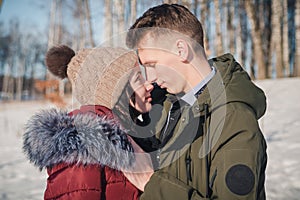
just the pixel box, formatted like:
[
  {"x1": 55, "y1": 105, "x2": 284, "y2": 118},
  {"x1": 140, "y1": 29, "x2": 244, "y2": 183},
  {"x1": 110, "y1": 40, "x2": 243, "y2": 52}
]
[{"x1": 176, "y1": 39, "x2": 189, "y2": 62}]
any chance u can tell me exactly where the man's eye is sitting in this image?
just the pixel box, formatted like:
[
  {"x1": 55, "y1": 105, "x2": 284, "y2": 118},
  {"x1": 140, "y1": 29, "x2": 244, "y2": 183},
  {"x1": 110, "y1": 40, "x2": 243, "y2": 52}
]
[
  {"x1": 135, "y1": 73, "x2": 144, "y2": 83},
  {"x1": 135, "y1": 76, "x2": 141, "y2": 82},
  {"x1": 144, "y1": 63, "x2": 155, "y2": 68}
]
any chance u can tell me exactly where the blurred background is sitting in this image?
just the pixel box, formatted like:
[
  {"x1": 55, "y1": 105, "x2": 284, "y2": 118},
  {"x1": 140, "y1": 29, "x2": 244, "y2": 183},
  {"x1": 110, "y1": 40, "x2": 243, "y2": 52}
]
[{"x1": 0, "y1": 0, "x2": 300, "y2": 200}]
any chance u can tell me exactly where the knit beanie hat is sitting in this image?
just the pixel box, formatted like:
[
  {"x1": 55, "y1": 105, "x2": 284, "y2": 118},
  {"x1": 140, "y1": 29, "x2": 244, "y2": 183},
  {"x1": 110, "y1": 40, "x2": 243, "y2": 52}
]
[{"x1": 45, "y1": 45, "x2": 137, "y2": 109}]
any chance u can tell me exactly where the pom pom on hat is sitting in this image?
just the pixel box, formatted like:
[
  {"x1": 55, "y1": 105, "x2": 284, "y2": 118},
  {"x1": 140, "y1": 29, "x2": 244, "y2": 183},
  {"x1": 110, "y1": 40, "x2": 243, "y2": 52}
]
[{"x1": 45, "y1": 45, "x2": 75, "y2": 79}]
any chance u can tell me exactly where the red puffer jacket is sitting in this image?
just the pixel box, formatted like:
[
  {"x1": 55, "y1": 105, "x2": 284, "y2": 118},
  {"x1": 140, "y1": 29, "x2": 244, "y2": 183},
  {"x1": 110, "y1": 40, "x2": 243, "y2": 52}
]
[{"x1": 23, "y1": 105, "x2": 141, "y2": 200}]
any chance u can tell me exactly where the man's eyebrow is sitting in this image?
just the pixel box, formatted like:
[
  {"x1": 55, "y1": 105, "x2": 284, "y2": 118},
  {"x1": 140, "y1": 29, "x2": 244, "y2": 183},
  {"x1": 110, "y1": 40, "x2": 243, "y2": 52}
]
[
  {"x1": 136, "y1": 50, "x2": 155, "y2": 66},
  {"x1": 137, "y1": 56, "x2": 143, "y2": 65},
  {"x1": 135, "y1": 50, "x2": 143, "y2": 65}
]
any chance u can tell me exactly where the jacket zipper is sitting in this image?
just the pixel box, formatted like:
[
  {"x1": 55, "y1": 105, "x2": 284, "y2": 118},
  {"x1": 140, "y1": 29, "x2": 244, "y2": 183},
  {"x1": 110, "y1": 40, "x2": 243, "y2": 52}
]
[
  {"x1": 186, "y1": 146, "x2": 192, "y2": 182},
  {"x1": 157, "y1": 103, "x2": 174, "y2": 165},
  {"x1": 160, "y1": 103, "x2": 173, "y2": 142}
]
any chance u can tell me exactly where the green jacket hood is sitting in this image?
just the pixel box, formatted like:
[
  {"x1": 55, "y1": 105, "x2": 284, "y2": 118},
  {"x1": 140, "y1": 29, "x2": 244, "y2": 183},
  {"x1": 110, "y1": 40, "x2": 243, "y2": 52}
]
[{"x1": 201, "y1": 53, "x2": 266, "y2": 119}]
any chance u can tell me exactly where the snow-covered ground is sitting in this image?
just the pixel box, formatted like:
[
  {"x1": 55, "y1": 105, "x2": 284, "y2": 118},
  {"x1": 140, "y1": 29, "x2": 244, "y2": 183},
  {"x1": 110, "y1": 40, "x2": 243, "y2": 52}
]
[
  {"x1": 256, "y1": 78, "x2": 300, "y2": 200},
  {"x1": 0, "y1": 78, "x2": 299, "y2": 200}
]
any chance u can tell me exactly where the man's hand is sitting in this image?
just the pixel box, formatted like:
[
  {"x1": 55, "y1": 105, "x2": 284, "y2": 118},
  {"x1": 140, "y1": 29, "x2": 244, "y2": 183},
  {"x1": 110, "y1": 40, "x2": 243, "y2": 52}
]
[{"x1": 123, "y1": 137, "x2": 154, "y2": 191}]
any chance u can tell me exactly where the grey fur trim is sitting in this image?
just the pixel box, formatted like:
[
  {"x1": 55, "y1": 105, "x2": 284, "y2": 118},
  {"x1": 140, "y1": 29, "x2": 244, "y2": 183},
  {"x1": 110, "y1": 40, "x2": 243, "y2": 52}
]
[{"x1": 23, "y1": 108, "x2": 134, "y2": 170}]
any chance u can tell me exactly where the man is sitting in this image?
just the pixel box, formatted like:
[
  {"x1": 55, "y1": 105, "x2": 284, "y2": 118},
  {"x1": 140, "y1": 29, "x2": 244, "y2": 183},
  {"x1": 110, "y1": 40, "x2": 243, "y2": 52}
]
[{"x1": 124, "y1": 4, "x2": 267, "y2": 199}]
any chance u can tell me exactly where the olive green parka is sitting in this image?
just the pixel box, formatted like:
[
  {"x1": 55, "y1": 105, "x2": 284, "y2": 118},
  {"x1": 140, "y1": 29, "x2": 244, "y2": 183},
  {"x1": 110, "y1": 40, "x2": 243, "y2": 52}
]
[{"x1": 141, "y1": 53, "x2": 267, "y2": 200}]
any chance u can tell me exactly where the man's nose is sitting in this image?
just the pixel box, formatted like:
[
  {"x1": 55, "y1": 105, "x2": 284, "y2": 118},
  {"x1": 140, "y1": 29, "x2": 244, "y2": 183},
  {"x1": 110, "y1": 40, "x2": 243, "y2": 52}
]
[
  {"x1": 145, "y1": 67, "x2": 157, "y2": 83},
  {"x1": 144, "y1": 81, "x2": 154, "y2": 92}
]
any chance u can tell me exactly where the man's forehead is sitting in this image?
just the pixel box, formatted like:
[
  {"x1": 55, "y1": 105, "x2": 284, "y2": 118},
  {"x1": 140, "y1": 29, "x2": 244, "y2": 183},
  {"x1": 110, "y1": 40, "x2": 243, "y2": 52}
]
[{"x1": 137, "y1": 32, "x2": 175, "y2": 50}]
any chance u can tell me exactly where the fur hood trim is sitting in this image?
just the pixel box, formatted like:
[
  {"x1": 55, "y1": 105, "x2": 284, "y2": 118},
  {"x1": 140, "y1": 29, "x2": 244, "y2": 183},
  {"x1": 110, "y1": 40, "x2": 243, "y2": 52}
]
[{"x1": 23, "y1": 109, "x2": 134, "y2": 170}]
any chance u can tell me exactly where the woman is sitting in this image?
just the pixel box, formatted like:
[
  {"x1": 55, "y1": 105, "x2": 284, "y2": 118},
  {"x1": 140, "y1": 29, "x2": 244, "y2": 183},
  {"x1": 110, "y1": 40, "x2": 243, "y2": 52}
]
[{"x1": 23, "y1": 45, "x2": 153, "y2": 200}]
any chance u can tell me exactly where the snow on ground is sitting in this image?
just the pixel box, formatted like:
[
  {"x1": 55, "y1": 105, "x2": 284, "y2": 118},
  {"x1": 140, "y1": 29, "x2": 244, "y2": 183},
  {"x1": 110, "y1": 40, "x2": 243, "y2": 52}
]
[
  {"x1": 256, "y1": 78, "x2": 300, "y2": 200},
  {"x1": 0, "y1": 78, "x2": 300, "y2": 200}
]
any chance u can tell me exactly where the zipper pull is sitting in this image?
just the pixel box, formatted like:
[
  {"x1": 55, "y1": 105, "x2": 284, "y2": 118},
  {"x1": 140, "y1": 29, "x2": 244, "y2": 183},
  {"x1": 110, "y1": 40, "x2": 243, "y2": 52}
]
[{"x1": 186, "y1": 156, "x2": 192, "y2": 182}]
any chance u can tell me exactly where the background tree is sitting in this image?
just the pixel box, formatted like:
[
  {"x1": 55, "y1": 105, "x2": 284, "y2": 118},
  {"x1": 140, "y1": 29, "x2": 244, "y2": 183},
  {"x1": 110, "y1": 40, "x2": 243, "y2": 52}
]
[
  {"x1": 104, "y1": 0, "x2": 113, "y2": 46},
  {"x1": 213, "y1": 0, "x2": 224, "y2": 56},
  {"x1": 295, "y1": 0, "x2": 300, "y2": 76},
  {"x1": 245, "y1": 0, "x2": 267, "y2": 79}
]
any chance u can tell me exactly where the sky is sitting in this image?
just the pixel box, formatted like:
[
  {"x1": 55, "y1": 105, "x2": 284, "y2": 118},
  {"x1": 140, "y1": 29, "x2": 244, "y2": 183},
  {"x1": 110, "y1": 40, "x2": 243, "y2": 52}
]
[
  {"x1": 0, "y1": 0, "x2": 163, "y2": 45},
  {"x1": 1, "y1": 0, "x2": 50, "y2": 35},
  {"x1": 0, "y1": 0, "x2": 106, "y2": 44}
]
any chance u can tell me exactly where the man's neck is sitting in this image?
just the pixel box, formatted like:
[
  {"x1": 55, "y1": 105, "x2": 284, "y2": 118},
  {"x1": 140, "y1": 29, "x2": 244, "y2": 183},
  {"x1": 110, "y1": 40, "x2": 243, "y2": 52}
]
[{"x1": 185, "y1": 57, "x2": 212, "y2": 92}]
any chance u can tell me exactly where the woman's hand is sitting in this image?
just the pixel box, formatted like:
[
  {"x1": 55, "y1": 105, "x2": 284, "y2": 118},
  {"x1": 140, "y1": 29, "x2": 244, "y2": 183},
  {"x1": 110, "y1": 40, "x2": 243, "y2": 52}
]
[{"x1": 123, "y1": 136, "x2": 154, "y2": 191}]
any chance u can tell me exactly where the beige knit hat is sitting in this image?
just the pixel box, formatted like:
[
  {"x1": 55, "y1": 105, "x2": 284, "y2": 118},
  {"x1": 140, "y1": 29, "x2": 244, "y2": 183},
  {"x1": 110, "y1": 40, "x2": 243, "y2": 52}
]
[{"x1": 45, "y1": 46, "x2": 137, "y2": 109}]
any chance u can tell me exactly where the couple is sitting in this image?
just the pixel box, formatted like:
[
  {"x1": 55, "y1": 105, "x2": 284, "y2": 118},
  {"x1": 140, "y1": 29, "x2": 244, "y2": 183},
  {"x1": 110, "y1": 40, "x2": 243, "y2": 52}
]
[{"x1": 23, "y1": 3, "x2": 267, "y2": 200}]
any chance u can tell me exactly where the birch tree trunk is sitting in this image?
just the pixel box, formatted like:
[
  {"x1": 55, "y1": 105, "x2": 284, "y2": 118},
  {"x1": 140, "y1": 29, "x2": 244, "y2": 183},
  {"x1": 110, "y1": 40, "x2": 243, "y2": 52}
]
[
  {"x1": 56, "y1": 0, "x2": 62, "y2": 45},
  {"x1": 200, "y1": 0, "x2": 211, "y2": 55},
  {"x1": 104, "y1": 0, "x2": 113, "y2": 46},
  {"x1": 164, "y1": 0, "x2": 178, "y2": 4},
  {"x1": 85, "y1": 0, "x2": 95, "y2": 47},
  {"x1": 115, "y1": 0, "x2": 125, "y2": 33},
  {"x1": 238, "y1": 0, "x2": 248, "y2": 68},
  {"x1": 249, "y1": 36, "x2": 255, "y2": 79},
  {"x1": 193, "y1": 0, "x2": 199, "y2": 17},
  {"x1": 294, "y1": 0, "x2": 300, "y2": 76},
  {"x1": 48, "y1": 0, "x2": 56, "y2": 49},
  {"x1": 16, "y1": 58, "x2": 25, "y2": 101},
  {"x1": 78, "y1": 0, "x2": 86, "y2": 49},
  {"x1": 47, "y1": 0, "x2": 63, "y2": 98},
  {"x1": 282, "y1": 0, "x2": 289, "y2": 76},
  {"x1": 182, "y1": 0, "x2": 192, "y2": 10},
  {"x1": 245, "y1": 0, "x2": 266, "y2": 79},
  {"x1": 130, "y1": 0, "x2": 137, "y2": 25},
  {"x1": 271, "y1": 0, "x2": 284, "y2": 78},
  {"x1": 227, "y1": 0, "x2": 235, "y2": 54},
  {"x1": 213, "y1": 0, "x2": 224, "y2": 56},
  {"x1": 261, "y1": 0, "x2": 272, "y2": 78}
]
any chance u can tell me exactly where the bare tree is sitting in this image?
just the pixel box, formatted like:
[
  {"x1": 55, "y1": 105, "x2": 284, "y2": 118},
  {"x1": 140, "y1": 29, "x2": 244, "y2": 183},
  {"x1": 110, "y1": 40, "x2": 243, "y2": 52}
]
[
  {"x1": 260, "y1": 0, "x2": 272, "y2": 78},
  {"x1": 114, "y1": 0, "x2": 125, "y2": 33},
  {"x1": 294, "y1": 0, "x2": 300, "y2": 76},
  {"x1": 84, "y1": 0, "x2": 95, "y2": 47},
  {"x1": 2, "y1": 20, "x2": 21, "y2": 100},
  {"x1": 238, "y1": 0, "x2": 248, "y2": 68},
  {"x1": 213, "y1": 0, "x2": 224, "y2": 56},
  {"x1": 48, "y1": 0, "x2": 57, "y2": 49},
  {"x1": 245, "y1": 0, "x2": 266, "y2": 79},
  {"x1": 227, "y1": 0, "x2": 235, "y2": 54},
  {"x1": 130, "y1": 0, "x2": 137, "y2": 25},
  {"x1": 193, "y1": 0, "x2": 199, "y2": 17},
  {"x1": 104, "y1": 0, "x2": 113, "y2": 45},
  {"x1": 282, "y1": 0, "x2": 289, "y2": 76},
  {"x1": 200, "y1": 0, "x2": 211, "y2": 55},
  {"x1": 271, "y1": 0, "x2": 284, "y2": 77},
  {"x1": 16, "y1": 41, "x2": 25, "y2": 101},
  {"x1": 181, "y1": 0, "x2": 192, "y2": 10},
  {"x1": 77, "y1": 0, "x2": 86, "y2": 49},
  {"x1": 164, "y1": 0, "x2": 178, "y2": 4}
]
